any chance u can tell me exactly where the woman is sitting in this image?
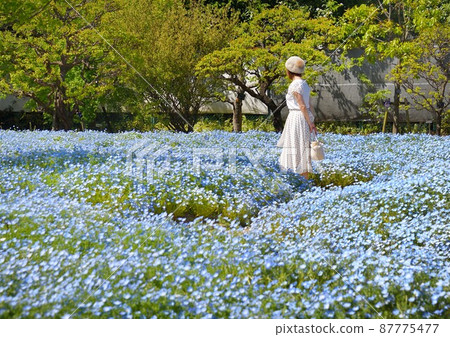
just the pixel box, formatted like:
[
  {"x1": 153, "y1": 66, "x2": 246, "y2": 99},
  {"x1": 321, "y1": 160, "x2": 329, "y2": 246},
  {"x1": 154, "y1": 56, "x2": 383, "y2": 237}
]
[{"x1": 277, "y1": 56, "x2": 317, "y2": 180}]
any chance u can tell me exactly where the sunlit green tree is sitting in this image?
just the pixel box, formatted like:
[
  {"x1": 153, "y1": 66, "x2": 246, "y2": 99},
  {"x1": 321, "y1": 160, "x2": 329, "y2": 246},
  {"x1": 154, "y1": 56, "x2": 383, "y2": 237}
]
[
  {"x1": 340, "y1": 0, "x2": 449, "y2": 134},
  {"x1": 196, "y1": 5, "x2": 336, "y2": 132},
  {"x1": 389, "y1": 24, "x2": 449, "y2": 135},
  {"x1": 106, "y1": 0, "x2": 237, "y2": 132},
  {"x1": 0, "y1": 0, "x2": 120, "y2": 130}
]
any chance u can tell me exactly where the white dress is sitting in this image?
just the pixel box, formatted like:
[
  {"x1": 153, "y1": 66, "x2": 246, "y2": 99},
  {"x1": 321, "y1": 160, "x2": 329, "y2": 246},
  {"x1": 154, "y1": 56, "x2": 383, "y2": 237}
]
[{"x1": 276, "y1": 79, "x2": 315, "y2": 174}]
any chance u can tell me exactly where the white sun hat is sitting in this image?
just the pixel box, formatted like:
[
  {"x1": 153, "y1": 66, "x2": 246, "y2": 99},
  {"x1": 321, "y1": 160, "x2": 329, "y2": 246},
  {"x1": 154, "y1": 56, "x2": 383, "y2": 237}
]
[{"x1": 285, "y1": 56, "x2": 306, "y2": 74}]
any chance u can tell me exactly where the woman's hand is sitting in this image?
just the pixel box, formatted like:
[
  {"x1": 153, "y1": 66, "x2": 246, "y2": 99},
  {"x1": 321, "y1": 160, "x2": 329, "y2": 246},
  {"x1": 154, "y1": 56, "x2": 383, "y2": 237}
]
[{"x1": 309, "y1": 123, "x2": 317, "y2": 134}]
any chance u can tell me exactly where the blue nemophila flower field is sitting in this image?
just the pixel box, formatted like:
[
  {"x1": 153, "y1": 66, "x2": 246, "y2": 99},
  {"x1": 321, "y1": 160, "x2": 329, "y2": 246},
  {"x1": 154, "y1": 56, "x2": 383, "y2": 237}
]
[{"x1": 0, "y1": 130, "x2": 449, "y2": 318}]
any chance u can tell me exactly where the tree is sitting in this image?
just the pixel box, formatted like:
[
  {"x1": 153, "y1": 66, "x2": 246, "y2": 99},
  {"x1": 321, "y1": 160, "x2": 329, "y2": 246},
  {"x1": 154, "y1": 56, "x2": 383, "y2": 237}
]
[
  {"x1": 340, "y1": 1, "x2": 407, "y2": 133},
  {"x1": 202, "y1": 0, "x2": 378, "y2": 20},
  {"x1": 389, "y1": 24, "x2": 449, "y2": 135},
  {"x1": 196, "y1": 5, "x2": 336, "y2": 132},
  {"x1": 106, "y1": 0, "x2": 237, "y2": 133},
  {"x1": 340, "y1": 0, "x2": 449, "y2": 134},
  {"x1": 0, "y1": 1, "x2": 119, "y2": 130},
  {"x1": 0, "y1": 0, "x2": 53, "y2": 30}
]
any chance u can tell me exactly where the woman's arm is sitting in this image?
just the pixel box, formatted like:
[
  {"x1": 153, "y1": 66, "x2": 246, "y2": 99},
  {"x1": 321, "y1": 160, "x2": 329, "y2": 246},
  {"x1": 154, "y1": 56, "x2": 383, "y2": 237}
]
[{"x1": 293, "y1": 91, "x2": 317, "y2": 134}]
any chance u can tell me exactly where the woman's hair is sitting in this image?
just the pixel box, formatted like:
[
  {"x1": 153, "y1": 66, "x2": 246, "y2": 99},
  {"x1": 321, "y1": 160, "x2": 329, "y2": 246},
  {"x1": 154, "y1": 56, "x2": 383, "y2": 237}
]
[{"x1": 286, "y1": 69, "x2": 303, "y2": 80}]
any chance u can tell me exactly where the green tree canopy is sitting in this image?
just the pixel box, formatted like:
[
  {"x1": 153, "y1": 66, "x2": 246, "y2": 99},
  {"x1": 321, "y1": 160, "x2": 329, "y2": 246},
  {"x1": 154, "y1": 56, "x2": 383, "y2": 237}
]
[
  {"x1": 202, "y1": 0, "x2": 378, "y2": 20},
  {"x1": 106, "y1": 0, "x2": 237, "y2": 132},
  {"x1": 196, "y1": 4, "x2": 337, "y2": 131},
  {"x1": 0, "y1": 0, "x2": 119, "y2": 130},
  {"x1": 389, "y1": 24, "x2": 449, "y2": 135},
  {"x1": 340, "y1": 0, "x2": 450, "y2": 134}
]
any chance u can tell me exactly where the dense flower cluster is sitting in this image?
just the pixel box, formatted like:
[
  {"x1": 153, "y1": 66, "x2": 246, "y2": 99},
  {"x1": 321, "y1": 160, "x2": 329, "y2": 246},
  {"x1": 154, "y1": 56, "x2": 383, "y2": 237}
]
[{"x1": 0, "y1": 130, "x2": 448, "y2": 318}]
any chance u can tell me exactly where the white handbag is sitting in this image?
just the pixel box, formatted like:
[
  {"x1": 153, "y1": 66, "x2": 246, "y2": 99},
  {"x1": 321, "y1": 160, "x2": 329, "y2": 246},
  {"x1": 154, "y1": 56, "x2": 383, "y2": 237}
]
[{"x1": 311, "y1": 132, "x2": 325, "y2": 161}]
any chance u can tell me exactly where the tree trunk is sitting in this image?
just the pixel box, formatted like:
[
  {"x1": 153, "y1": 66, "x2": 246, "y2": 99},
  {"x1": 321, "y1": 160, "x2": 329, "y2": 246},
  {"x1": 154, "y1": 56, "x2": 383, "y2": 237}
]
[
  {"x1": 186, "y1": 108, "x2": 194, "y2": 132},
  {"x1": 169, "y1": 110, "x2": 191, "y2": 133},
  {"x1": 262, "y1": 99, "x2": 283, "y2": 132},
  {"x1": 436, "y1": 108, "x2": 442, "y2": 136},
  {"x1": 268, "y1": 100, "x2": 284, "y2": 132},
  {"x1": 233, "y1": 90, "x2": 244, "y2": 132},
  {"x1": 272, "y1": 109, "x2": 283, "y2": 132},
  {"x1": 102, "y1": 106, "x2": 114, "y2": 133},
  {"x1": 406, "y1": 108, "x2": 411, "y2": 133},
  {"x1": 262, "y1": 96, "x2": 283, "y2": 132},
  {"x1": 52, "y1": 109, "x2": 58, "y2": 131},
  {"x1": 393, "y1": 81, "x2": 401, "y2": 134},
  {"x1": 229, "y1": 77, "x2": 284, "y2": 131},
  {"x1": 53, "y1": 61, "x2": 73, "y2": 130},
  {"x1": 54, "y1": 90, "x2": 73, "y2": 130}
]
